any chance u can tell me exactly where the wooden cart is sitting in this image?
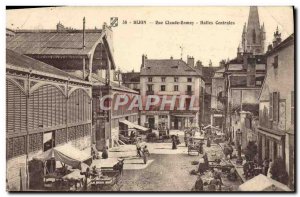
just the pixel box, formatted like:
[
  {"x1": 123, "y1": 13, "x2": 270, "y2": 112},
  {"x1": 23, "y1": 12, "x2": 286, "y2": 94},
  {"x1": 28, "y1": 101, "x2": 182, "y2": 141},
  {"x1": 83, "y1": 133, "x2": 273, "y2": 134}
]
[{"x1": 187, "y1": 136, "x2": 205, "y2": 155}]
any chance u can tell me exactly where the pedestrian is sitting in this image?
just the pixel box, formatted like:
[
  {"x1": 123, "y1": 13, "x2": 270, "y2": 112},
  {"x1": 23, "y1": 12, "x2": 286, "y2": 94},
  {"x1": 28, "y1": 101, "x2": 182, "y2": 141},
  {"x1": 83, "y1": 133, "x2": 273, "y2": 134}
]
[
  {"x1": 214, "y1": 168, "x2": 223, "y2": 185},
  {"x1": 267, "y1": 159, "x2": 273, "y2": 178},
  {"x1": 263, "y1": 158, "x2": 269, "y2": 176},
  {"x1": 142, "y1": 145, "x2": 150, "y2": 164},
  {"x1": 194, "y1": 175, "x2": 204, "y2": 191},
  {"x1": 136, "y1": 139, "x2": 142, "y2": 157},
  {"x1": 102, "y1": 146, "x2": 109, "y2": 159},
  {"x1": 197, "y1": 158, "x2": 205, "y2": 175},
  {"x1": 172, "y1": 135, "x2": 177, "y2": 149}
]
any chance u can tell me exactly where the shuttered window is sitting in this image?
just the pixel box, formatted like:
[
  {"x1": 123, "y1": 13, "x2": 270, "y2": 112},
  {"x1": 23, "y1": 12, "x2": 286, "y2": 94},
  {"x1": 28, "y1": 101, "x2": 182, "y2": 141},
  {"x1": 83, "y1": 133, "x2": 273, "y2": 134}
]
[
  {"x1": 273, "y1": 92, "x2": 280, "y2": 122},
  {"x1": 269, "y1": 93, "x2": 273, "y2": 120},
  {"x1": 6, "y1": 80, "x2": 27, "y2": 136},
  {"x1": 28, "y1": 84, "x2": 65, "y2": 130}
]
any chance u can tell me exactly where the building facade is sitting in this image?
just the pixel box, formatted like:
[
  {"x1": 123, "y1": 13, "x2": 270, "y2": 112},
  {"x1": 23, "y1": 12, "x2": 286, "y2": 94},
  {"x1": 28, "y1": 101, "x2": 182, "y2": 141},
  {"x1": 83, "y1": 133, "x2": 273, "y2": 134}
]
[
  {"x1": 121, "y1": 70, "x2": 140, "y2": 93},
  {"x1": 211, "y1": 67, "x2": 225, "y2": 128},
  {"x1": 257, "y1": 32, "x2": 294, "y2": 189},
  {"x1": 140, "y1": 55, "x2": 204, "y2": 130},
  {"x1": 6, "y1": 49, "x2": 92, "y2": 190},
  {"x1": 223, "y1": 6, "x2": 267, "y2": 148},
  {"x1": 6, "y1": 22, "x2": 126, "y2": 151}
]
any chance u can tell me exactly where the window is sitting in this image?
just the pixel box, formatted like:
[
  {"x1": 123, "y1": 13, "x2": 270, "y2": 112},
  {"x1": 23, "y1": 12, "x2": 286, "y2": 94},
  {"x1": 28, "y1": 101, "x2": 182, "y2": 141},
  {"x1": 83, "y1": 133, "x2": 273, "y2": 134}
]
[
  {"x1": 256, "y1": 80, "x2": 262, "y2": 86},
  {"x1": 273, "y1": 55, "x2": 278, "y2": 69},
  {"x1": 187, "y1": 78, "x2": 192, "y2": 82},
  {"x1": 174, "y1": 85, "x2": 178, "y2": 91},
  {"x1": 148, "y1": 77, "x2": 152, "y2": 82},
  {"x1": 161, "y1": 77, "x2": 166, "y2": 82},
  {"x1": 161, "y1": 85, "x2": 165, "y2": 91},
  {"x1": 291, "y1": 91, "x2": 294, "y2": 125},
  {"x1": 187, "y1": 85, "x2": 192, "y2": 92},
  {"x1": 147, "y1": 84, "x2": 153, "y2": 91},
  {"x1": 174, "y1": 77, "x2": 178, "y2": 82}
]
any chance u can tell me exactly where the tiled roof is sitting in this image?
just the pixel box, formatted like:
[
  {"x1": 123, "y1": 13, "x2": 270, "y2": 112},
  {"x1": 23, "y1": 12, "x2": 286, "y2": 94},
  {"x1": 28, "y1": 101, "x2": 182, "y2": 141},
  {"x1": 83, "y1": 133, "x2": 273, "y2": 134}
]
[
  {"x1": 227, "y1": 63, "x2": 266, "y2": 71},
  {"x1": 213, "y1": 68, "x2": 225, "y2": 78},
  {"x1": 140, "y1": 59, "x2": 202, "y2": 77},
  {"x1": 92, "y1": 73, "x2": 138, "y2": 94},
  {"x1": 122, "y1": 72, "x2": 140, "y2": 83},
  {"x1": 6, "y1": 49, "x2": 85, "y2": 82},
  {"x1": 6, "y1": 29, "x2": 103, "y2": 57}
]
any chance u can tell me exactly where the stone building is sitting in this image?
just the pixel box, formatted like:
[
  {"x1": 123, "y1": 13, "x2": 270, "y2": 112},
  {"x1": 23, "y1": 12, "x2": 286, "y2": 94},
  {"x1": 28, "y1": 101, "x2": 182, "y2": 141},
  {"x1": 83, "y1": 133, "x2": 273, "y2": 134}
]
[
  {"x1": 6, "y1": 49, "x2": 92, "y2": 190},
  {"x1": 140, "y1": 55, "x2": 204, "y2": 130},
  {"x1": 211, "y1": 65, "x2": 225, "y2": 128},
  {"x1": 121, "y1": 70, "x2": 140, "y2": 93},
  {"x1": 223, "y1": 6, "x2": 267, "y2": 147},
  {"x1": 257, "y1": 31, "x2": 294, "y2": 189}
]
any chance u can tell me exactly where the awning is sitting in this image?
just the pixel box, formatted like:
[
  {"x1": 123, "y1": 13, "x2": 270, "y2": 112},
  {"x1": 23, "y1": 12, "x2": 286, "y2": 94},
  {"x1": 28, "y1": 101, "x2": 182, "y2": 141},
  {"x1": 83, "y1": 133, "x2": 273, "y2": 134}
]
[
  {"x1": 33, "y1": 144, "x2": 92, "y2": 169},
  {"x1": 119, "y1": 120, "x2": 149, "y2": 131},
  {"x1": 238, "y1": 174, "x2": 291, "y2": 191},
  {"x1": 54, "y1": 144, "x2": 92, "y2": 169},
  {"x1": 173, "y1": 114, "x2": 195, "y2": 118}
]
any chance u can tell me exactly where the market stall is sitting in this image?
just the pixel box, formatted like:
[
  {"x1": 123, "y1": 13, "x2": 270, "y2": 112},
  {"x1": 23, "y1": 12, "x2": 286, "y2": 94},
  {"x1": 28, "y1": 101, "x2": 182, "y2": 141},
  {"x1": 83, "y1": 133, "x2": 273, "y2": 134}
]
[
  {"x1": 238, "y1": 174, "x2": 291, "y2": 191},
  {"x1": 32, "y1": 144, "x2": 92, "y2": 190}
]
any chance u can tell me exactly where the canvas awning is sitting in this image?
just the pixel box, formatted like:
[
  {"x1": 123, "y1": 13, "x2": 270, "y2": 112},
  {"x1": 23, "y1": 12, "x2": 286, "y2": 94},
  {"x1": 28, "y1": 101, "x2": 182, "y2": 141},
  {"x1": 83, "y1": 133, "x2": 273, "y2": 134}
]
[
  {"x1": 173, "y1": 114, "x2": 195, "y2": 118},
  {"x1": 238, "y1": 174, "x2": 291, "y2": 191},
  {"x1": 119, "y1": 119, "x2": 149, "y2": 131},
  {"x1": 33, "y1": 144, "x2": 92, "y2": 169}
]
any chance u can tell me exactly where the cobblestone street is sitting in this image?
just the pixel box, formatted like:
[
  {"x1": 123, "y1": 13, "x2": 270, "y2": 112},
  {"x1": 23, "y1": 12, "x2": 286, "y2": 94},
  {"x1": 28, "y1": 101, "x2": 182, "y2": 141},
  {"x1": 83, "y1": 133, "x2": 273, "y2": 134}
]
[{"x1": 119, "y1": 132, "x2": 242, "y2": 191}]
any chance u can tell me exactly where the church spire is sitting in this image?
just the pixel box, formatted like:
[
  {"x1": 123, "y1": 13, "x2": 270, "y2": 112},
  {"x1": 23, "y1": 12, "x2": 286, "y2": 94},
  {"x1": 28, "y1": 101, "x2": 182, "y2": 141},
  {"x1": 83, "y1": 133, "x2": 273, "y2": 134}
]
[{"x1": 239, "y1": 6, "x2": 265, "y2": 55}]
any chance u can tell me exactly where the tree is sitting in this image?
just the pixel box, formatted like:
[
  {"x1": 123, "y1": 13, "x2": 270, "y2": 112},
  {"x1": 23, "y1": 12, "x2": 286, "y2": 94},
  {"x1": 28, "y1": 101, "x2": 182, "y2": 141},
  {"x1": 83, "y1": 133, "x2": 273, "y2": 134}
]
[
  {"x1": 270, "y1": 157, "x2": 289, "y2": 185},
  {"x1": 244, "y1": 141, "x2": 257, "y2": 161}
]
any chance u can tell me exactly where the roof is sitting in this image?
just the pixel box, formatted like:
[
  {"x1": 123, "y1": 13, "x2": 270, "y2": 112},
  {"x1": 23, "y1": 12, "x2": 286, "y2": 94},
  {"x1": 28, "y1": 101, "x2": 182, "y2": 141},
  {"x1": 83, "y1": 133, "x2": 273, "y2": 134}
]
[
  {"x1": 6, "y1": 29, "x2": 103, "y2": 57},
  {"x1": 140, "y1": 59, "x2": 202, "y2": 77},
  {"x1": 227, "y1": 63, "x2": 266, "y2": 71},
  {"x1": 92, "y1": 73, "x2": 138, "y2": 94},
  {"x1": 122, "y1": 72, "x2": 140, "y2": 83},
  {"x1": 239, "y1": 174, "x2": 291, "y2": 191},
  {"x1": 6, "y1": 49, "x2": 86, "y2": 83},
  {"x1": 202, "y1": 66, "x2": 222, "y2": 83},
  {"x1": 266, "y1": 33, "x2": 294, "y2": 56},
  {"x1": 213, "y1": 68, "x2": 225, "y2": 78}
]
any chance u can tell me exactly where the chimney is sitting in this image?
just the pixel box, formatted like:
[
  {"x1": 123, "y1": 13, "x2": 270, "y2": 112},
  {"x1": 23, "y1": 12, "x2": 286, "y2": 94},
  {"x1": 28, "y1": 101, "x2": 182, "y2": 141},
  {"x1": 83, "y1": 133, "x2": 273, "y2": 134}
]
[
  {"x1": 82, "y1": 17, "x2": 86, "y2": 49},
  {"x1": 170, "y1": 56, "x2": 173, "y2": 60},
  {"x1": 141, "y1": 54, "x2": 147, "y2": 68},
  {"x1": 187, "y1": 55, "x2": 194, "y2": 67},
  {"x1": 196, "y1": 60, "x2": 203, "y2": 75},
  {"x1": 209, "y1": 60, "x2": 212, "y2": 67},
  {"x1": 219, "y1": 60, "x2": 226, "y2": 68},
  {"x1": 272, "y1": 26, "x2": 282, "y2": 48}
]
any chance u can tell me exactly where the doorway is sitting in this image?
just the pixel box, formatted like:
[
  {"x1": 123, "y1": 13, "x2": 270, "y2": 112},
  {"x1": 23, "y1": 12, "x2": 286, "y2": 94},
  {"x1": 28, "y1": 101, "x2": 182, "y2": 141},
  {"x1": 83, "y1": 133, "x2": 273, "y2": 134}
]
[{"x1": 148, "y1": 117, "x2": 155, "y2": 129}]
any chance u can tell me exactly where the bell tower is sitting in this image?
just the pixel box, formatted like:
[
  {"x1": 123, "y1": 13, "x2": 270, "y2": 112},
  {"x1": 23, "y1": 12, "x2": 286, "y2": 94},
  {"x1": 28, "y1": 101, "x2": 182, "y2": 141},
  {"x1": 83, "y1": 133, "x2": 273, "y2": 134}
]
[{"x1": 238, "y1": 6, "x2": 266, "y2": 55}]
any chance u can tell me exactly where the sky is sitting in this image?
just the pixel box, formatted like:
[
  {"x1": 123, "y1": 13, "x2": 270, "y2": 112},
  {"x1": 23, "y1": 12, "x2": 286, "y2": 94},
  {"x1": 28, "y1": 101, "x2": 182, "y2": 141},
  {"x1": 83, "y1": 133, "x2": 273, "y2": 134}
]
[{"x1": 6, "y1": 6, "x2": 294, "y2": 72}]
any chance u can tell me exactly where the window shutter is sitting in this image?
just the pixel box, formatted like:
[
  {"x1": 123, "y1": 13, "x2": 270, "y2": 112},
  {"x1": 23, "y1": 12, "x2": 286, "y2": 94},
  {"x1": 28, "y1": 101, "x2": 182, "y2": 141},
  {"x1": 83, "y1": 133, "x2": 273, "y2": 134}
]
[{"x1": 269, "y1": 93, "x2": 273, "y2": 120}]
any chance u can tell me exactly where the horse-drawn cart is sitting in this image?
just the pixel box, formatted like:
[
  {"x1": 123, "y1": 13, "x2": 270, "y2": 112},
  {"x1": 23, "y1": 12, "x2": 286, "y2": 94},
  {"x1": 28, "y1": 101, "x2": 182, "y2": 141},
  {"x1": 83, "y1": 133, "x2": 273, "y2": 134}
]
[{"x1": 187, "y1": 136, "x2": 205, "y2": 155}]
